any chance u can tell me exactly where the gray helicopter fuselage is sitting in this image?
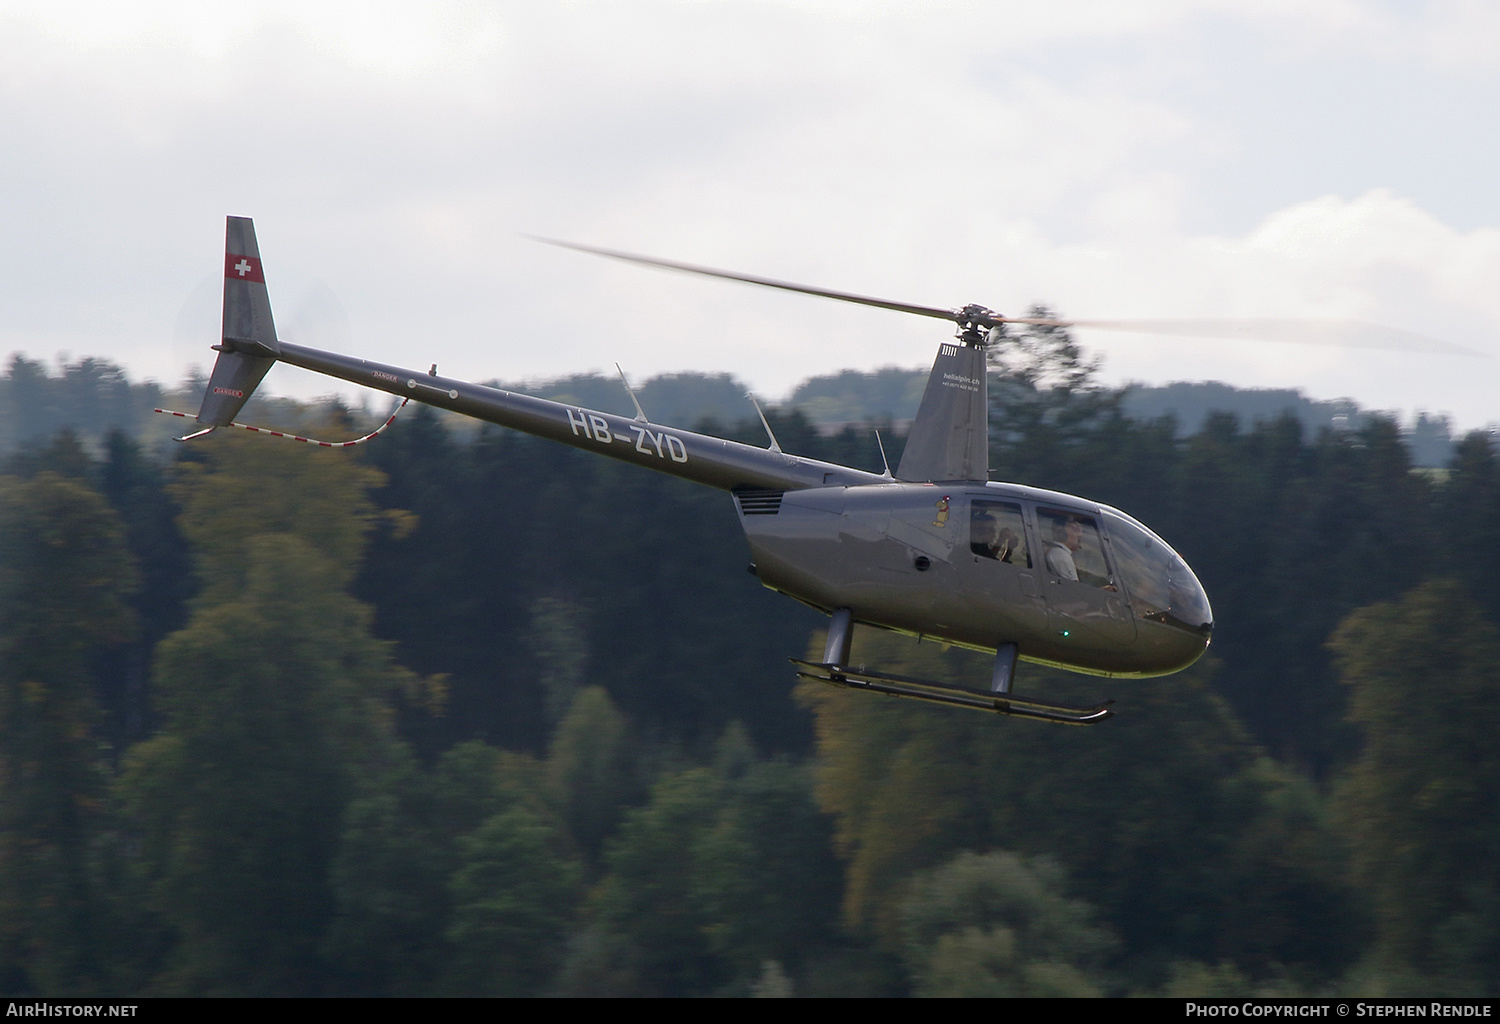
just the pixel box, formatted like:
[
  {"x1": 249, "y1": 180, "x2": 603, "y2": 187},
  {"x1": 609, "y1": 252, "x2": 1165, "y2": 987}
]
[
  {"x1": 198, "y1": 216, "x2": 1212, "y2": 690},
  {"x1": 736, "y1": 480, "x2": 1211, "y2": 678}
]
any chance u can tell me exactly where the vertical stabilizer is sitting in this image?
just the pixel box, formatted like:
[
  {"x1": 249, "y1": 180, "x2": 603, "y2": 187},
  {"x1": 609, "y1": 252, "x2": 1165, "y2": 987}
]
[
  {"x1": 895, "y1": 340, "x2": 988, "y2": 482},
  {"x1": 196, "y1": 217, "x2": 280, "y2": 426}
]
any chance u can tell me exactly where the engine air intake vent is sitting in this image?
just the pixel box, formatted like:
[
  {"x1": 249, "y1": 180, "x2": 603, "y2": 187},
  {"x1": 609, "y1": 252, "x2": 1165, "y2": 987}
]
[{"x1": 735, "y1": 489, "x2": 785, "y2": 516}]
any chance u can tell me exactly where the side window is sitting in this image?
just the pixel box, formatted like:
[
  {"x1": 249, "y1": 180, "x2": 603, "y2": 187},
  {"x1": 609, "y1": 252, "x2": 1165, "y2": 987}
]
[
  {"x1": 970, "y1": 500, "x2": 1030, "y2": 568},
  {"x1": 1036, "y1": 508, "x2": 1113, "y2": 589}
]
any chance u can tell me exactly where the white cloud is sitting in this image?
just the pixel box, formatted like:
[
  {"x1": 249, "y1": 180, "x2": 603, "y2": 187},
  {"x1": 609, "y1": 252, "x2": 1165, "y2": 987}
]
[{"x1": 0, "y1": 1, "x2": 1498, "y2": 427}]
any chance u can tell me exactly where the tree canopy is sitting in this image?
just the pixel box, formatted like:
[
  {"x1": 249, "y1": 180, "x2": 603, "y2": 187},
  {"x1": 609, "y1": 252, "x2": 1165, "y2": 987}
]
[{"x1": 0, "y1": 351, "x2": 1495, "y2": 995}]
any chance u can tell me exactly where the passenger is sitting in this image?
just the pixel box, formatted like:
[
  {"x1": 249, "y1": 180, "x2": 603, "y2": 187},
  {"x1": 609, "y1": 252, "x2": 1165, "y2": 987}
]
[
  {"x1": 971, "y1": 515, "x2": 1020, "y2": 563},
  {"x1": 994, "y1": 527, "x2": 1020, "y2": 564},
  {"x1": 1046, "y1": 518, "x2": 1081, "y2": 580},
  {"x1": 971, "y1": 515, "x2": 999, "y2": 559}
]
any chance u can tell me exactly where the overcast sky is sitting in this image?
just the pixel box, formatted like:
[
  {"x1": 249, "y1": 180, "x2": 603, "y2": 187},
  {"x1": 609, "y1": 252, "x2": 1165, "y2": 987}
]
[{"x1": 3, "y1": 1, "x2": 1499, "y2": 428}]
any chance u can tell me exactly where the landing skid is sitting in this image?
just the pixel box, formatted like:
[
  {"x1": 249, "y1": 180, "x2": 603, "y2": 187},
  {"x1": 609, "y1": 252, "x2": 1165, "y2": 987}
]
[
  {"x1": 792, "y1": 660, "x2": 1114, "y2": 723},
  {"x1": 795, "y1": 609, "x2": 1113, "y2": 724}
]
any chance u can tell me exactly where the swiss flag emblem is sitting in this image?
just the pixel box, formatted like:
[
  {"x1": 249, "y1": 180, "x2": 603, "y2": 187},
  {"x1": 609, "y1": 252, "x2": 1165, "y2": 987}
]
[{"x1": 225, "y1": 253, "x2": 265, "y2": 283}]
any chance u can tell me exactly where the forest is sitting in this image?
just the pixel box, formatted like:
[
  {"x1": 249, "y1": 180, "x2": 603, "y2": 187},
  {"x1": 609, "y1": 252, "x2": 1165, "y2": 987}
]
[{"x1": 0, "y1": 331, "x2": 1497, "y2": 997}]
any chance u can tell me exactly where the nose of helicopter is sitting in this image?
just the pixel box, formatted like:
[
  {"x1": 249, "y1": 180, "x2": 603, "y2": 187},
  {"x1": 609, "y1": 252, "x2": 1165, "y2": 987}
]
[
  {"x1": 1168, "y1": 562, "x2": 1214, "y2": 637},
  {"x1": 1099, "y1": 508, "x2": 1213, "y2": 673},
  {"x1": 1124, "y1": 585, "x2": 1211, "y2": 676},
  {"x1": 1148, "y1": 558, "x2": 1213, "y2": 672}
]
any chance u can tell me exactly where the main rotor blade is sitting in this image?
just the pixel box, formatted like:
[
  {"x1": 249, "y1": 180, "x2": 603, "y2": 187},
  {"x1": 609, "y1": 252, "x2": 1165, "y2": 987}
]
[
  {"x1": 530, "y1": 236, "x2": 964, "y2": 324},
  {"x1": 1050, "y1": 318, "x2": 1486, "y2": 357},
  {"x1": 530, "y1": 237, "x2": 1483, "y2": 357}
]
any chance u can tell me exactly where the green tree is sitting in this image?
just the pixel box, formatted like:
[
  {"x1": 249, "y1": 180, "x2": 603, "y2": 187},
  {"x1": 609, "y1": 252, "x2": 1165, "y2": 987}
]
[
  {"x1": 0, "y1": 356, "x2": 161, "y2": 457},
  {"x1": 121, "y1": 534, "x2": 405, "y2": 994},
  {"x1": 901, "y1": 851, "x2": 1118, "y2": 997},
  {"x1": 119, "y1": 435, "x2": 410, "y2": 994},
  {"x1": 1437, "y1": 432, "x2": 1500, "y2": 621},
  {"x1": 322, "y1": 738, "x2": 561, "y2": 996},
  {"x1": 545, "y1": 685, "x2": 639, "y2": 866},
  {"x1": 442, "y1": 805, "x2": 581, "y2": 995},
  {"x1": 582, "y1": 766, "x2": 723, "y2": 995},
  {"x1": 321, "y1": 753, "x2": 450, "y2": 996},
  {"x1": 531, "y1": 597, "x2": 590, "y2": 724},
  {"x1": 690, "y1": 756, "x2": 843, "y2": 978},
  {"x1": 0, "y1": 473, "x2": 135, "y2": 993},
  {"x1": 170, "y1": 430, "x2": 388, "y2": 605},
  {"x1": 987, "y1": 309, "x2": 1102, "y2": 395},
  {"x1": 567, "y1": 730, "x2": 842, "y2": 995},
  {"x1": 98, "y1": 429, "x2": 192, "y2": 754},
  {"x1": 1330, "y1": 579, "x2": 1500, "y2": 993}
]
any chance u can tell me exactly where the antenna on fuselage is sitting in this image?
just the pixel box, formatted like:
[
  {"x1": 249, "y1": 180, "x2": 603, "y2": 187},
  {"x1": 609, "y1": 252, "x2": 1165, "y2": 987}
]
[
  {"x1": 874, "y1": 428, "x2": 893, "y2": 479},
  {"x1": 615, "y1": 363, "x2": 649, "y2": 422},
  {"x1": 747, "y1": 393, "x2": 782, "y2": 453}
]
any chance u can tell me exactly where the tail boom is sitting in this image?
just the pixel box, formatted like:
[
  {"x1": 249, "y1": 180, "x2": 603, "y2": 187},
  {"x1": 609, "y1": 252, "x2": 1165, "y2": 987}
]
[{"x1": 273, "y1": 341, "x2": 885, "y2": 493}]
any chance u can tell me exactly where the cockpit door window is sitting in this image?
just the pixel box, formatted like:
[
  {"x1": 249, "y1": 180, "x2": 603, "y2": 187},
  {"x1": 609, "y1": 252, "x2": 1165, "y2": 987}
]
[
  {"x1": 1036, "y1": 507, "x2": 1114, "y2": 589},
  {"x1": 969, "y1": 500, "x2": 1031, "y2": 568}
]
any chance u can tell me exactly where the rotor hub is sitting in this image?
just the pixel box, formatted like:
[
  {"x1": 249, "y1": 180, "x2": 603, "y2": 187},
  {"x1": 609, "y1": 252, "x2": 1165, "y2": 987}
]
[{"x1": 954, "y1": 304, "x2": 1001, "y2": 346}]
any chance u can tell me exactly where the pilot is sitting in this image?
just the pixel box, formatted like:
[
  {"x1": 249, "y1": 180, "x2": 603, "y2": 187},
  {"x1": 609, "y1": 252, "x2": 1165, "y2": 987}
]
[{"x1": 1047, "y1": 516, "x2": 1117, "y2": 590}]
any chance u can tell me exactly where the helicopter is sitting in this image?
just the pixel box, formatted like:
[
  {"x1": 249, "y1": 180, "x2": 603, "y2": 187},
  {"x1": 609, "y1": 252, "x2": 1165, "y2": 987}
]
[{"x1": 176, "y1": 216, "x2": 1218, "y2": 724}]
